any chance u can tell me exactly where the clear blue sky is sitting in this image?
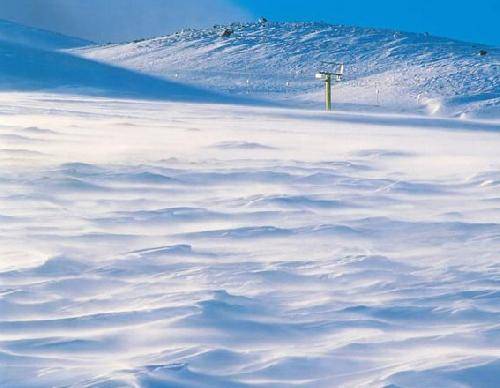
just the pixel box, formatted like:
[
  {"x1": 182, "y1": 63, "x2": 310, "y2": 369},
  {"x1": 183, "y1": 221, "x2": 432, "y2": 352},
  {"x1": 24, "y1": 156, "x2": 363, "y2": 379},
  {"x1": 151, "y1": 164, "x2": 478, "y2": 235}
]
[
  {"x1": 0, "y1": 0, "x2": 498, "y2": 45},
  {"x1": 235, "y1": 0, "x2": 499, "y2": 46}
]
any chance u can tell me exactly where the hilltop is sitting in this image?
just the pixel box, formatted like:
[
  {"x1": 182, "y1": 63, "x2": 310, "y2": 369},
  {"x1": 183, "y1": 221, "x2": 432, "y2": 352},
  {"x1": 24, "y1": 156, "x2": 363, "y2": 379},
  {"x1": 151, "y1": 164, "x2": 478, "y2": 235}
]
[{"x1": 73, "y1": 21, "x2": 500, "y2": 118}]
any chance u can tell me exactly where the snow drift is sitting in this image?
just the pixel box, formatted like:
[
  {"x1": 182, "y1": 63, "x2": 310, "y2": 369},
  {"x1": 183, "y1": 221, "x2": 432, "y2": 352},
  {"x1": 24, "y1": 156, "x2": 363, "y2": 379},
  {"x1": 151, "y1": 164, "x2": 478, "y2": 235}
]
[{"x1": 1, "y1": 93, "x2": 499, "y2": 387}]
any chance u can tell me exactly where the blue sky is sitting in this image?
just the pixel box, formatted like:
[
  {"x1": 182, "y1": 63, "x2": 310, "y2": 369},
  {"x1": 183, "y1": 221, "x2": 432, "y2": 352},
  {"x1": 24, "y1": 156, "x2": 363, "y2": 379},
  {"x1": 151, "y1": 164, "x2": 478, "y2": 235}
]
[
  {"x1": 0, "y1": 0, "x2": 248, "y2": 42},
  {"x1": 0, "y1": 0, "x2": 498, "y2": 45},
  {"x1": 236, "y1": 0, "x2": 499, "y2": 46}
]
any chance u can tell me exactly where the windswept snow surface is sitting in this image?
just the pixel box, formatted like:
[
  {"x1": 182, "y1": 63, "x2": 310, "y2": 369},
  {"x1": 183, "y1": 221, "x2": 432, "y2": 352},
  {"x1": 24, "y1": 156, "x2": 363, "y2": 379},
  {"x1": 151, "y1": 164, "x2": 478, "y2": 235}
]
[
  {"x1": 1, "y1": 92, "x2": 500, "y2": 387},
  {"x1": 74, "y1": 22, "x2": 500, "y2": 118}
]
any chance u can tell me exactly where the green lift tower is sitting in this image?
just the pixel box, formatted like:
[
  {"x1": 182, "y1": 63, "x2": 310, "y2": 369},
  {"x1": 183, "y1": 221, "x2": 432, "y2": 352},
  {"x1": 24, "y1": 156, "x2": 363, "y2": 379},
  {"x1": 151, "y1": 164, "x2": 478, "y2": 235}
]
[{"x1": 315, "y1": 63, "x2": 344, "y2": 111}]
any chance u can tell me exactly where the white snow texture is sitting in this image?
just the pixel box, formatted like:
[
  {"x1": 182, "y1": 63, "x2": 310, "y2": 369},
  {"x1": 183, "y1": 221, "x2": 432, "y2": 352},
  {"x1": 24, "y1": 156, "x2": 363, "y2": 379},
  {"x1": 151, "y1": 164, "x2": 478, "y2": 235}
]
[{"x1": 0, "y1": 18, "x2": 499, "y2": 388}]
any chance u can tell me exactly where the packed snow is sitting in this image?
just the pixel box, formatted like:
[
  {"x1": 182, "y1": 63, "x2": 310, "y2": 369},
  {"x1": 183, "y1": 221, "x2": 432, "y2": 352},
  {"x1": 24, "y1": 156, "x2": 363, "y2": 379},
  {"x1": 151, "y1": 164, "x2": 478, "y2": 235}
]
[{"x1": 1, "y1": 19, "x2": 500, "y2": 388}]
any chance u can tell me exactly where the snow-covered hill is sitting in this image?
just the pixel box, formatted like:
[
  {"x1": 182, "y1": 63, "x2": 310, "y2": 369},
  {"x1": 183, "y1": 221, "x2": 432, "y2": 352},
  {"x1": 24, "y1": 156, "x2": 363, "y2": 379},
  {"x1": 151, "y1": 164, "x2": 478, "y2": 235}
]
[
  {"x1": 0, "y1": 19, "x2": 234, "y2": 103},
  {"x1": 74, "y1": 22, "x2": 500, "y2": 118},
  {"x1": 0, "y1": 18, "x2": 91, "y2": 50}
]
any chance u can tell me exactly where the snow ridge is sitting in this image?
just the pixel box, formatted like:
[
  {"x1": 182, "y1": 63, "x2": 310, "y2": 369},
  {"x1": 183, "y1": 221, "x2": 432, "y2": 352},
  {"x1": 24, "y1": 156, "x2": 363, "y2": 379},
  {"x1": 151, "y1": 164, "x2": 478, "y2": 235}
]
[
  {"x1": 0, "y1": 18, "x2": 91, "y2": 50},
  {"x1": 0, "y1": 20, "x2": 240, "y2": 103}
]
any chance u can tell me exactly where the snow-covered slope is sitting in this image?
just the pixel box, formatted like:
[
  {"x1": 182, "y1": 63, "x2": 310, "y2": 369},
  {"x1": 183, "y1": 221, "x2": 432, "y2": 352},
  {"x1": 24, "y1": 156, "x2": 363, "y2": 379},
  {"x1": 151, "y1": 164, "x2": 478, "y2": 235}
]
[
  {"x1": 0, "y1": 18, "x2": 91, "y2": 50},
  {"x1": 0, "y1": 20, "x2": 236, "y2": 103},
  {"x1": 74, "y1": 22, "x2": 500, "y2": 118}
]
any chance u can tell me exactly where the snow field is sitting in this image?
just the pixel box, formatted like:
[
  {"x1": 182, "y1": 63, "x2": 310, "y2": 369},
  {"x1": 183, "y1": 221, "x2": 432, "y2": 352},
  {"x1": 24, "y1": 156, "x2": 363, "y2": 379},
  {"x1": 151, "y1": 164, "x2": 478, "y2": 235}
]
[{"x1": 1, "y1": 93, "x2": 499, "y2": 387}]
